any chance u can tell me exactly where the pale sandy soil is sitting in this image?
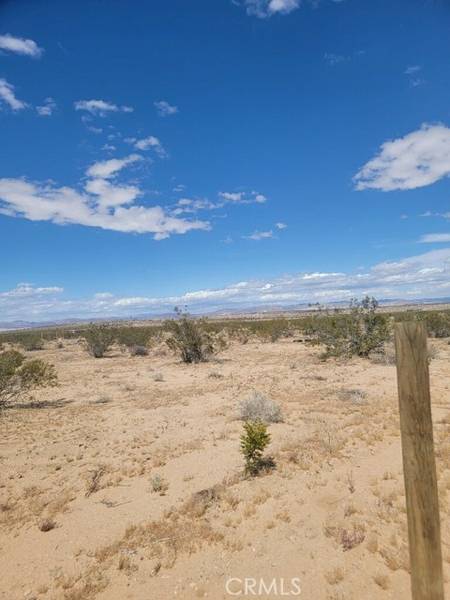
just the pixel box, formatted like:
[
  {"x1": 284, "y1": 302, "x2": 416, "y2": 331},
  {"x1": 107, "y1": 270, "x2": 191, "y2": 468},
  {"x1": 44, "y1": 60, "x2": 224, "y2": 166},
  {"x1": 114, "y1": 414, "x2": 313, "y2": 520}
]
[{"x1": 1, "y1": 337, "x2": 450, "y2": 600}]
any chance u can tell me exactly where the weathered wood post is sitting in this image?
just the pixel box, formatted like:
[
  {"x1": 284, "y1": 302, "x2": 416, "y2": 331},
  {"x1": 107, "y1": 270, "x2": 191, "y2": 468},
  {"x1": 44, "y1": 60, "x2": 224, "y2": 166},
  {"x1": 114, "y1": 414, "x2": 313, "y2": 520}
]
[{"x1": 394, "y1": 321, "x2": 444, "y2": 600}]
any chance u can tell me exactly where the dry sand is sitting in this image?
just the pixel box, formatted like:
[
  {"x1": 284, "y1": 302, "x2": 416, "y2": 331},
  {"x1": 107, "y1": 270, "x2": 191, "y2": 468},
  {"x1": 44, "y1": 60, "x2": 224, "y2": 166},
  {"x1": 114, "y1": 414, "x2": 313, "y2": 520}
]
[{"x1": 1, "y1": 337, "x2": 450, "y2": 599}]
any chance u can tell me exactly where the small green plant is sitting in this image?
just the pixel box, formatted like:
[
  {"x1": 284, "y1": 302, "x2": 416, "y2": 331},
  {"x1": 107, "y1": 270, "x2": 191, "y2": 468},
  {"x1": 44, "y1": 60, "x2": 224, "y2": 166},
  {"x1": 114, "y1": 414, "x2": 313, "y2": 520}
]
[
  {"x1": 240, "y1": 420, "x2": 271, "y2": 476},
  {"x1": 150, "y1": 474, "x2": 168, "y2": 494},
  {"x1": 0, "y1": 350, "x2": 57, "y2": 408},
  {"x1": 83, "y1": 323, "x2": 116, "y2": 358},
  {"x1": 165, "y1": 308, "x2": 215, "y2": 363}
]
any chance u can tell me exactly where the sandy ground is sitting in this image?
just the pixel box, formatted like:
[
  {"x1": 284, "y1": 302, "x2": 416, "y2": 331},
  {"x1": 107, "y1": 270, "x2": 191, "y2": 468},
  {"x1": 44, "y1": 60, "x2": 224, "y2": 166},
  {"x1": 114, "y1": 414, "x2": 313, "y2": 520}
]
[{"x1": 1, "y1": 337, "x2": 450, "y2": 600}]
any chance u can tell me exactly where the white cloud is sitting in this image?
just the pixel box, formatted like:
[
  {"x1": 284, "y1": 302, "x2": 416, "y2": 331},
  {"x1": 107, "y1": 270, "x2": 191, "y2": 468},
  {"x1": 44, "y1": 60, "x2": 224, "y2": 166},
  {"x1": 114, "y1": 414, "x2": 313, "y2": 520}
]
[
  {"x1": 74, "y1": 99, "x2": 133, "y2": 116},
  {"x1": 0, "y1": 34, "x2": 43, "y2": 57},
  {"x1": 0, "y1": 156, "x2": 210, "y2": 240},
  {"x1": 171, "y1": 197, "x2": 220, "y2": 215},
  {"x1": 245, "y1": 230, "x2": 274, "y2": 240},
  {"x1": 36, "y1": 97, "x2": 56, "y2": 116},
  {"x1": 419, "y1": 233, "x2": 450, "y2": 243},
  {"x1": 0, "y1": 78, "x2": 27, "y2": 111},
  {"x1": 154, "y1": 100, "x2": 178, "y2": 117},
  {"x1": 354, "y1": 123, "x2": 450, "y2": 191},
  {"x1": 219, "y1": 190, "x2": 267, "y2": 204},
  {"x1": 275, "y1": 222, "x2": 287, "y2": 229},
  {"x1": 86, "y1": 154, "x2": 142, "y2": 179},
  {"x1": 4, "y1": 247, "x2": 450, "y2": 321},
  {"x1": 127, "y1": 135, "x2": 166, "y2": 156},
  {"x1": 244, "y1": 0, "x2": 300, "y2": 18}
]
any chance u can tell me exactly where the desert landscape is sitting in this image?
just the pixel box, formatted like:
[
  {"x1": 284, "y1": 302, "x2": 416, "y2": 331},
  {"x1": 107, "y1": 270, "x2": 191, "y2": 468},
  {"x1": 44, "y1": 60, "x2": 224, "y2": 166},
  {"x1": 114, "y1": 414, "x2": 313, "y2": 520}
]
[{"x1": 1, "y1": 313, "x2": 450, "y2": 600}]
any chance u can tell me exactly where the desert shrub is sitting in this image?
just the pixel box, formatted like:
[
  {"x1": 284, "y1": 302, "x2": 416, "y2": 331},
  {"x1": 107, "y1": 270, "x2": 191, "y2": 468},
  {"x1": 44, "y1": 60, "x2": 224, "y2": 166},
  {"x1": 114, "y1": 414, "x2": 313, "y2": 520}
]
[
  {"x1": 239, "y1": 391, "x2": 283, "y2": 423},
  {"x1": 21, "y1": 335, "x2": 45, "y2": 351},
  {"x1": 165, "y1": 309, "x2": 216, "y2": 363},
  {"x1": 83, "y1": 323, "x2": 116, "y2": 358},
  {"x1": 240, "y1": 420, "x2": 271, "y2": 476},
  {"x1": 421, "y1": 311, "x2": 450, "y2": 338},
  {"x1": 115, "y1": 326, "x2": 154, "y2": 349},
  {"x1": 0, "y1": 350, "x2": 57, "y2": 408},
  {"x1": 307, "y1": 297, "x2": 390, "y2": 359},
  {"x1": 130, "y1": 344, "x2": 149, "y2": 357}
]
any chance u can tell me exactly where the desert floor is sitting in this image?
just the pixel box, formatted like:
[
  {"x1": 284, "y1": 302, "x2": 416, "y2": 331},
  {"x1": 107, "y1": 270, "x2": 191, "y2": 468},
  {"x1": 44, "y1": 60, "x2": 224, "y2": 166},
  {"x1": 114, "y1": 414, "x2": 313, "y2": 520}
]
[{"x1": 1, "y1": 337, "x2": 450, "y2": 600}]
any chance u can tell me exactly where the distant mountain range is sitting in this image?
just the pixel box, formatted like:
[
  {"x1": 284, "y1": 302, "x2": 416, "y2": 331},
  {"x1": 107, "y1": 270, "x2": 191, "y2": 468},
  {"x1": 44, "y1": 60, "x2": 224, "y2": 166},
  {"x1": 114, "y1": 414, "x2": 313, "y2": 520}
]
[{"x1": 1, "y1": 296, "x2": 450, "y2": 331}]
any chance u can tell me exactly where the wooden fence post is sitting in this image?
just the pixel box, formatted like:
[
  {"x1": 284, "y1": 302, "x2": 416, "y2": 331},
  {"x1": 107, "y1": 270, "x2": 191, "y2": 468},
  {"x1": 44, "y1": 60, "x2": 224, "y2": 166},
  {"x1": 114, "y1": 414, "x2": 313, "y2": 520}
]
[{"x1": 394, "y1": 321, "x2": 444, "y2": 600}]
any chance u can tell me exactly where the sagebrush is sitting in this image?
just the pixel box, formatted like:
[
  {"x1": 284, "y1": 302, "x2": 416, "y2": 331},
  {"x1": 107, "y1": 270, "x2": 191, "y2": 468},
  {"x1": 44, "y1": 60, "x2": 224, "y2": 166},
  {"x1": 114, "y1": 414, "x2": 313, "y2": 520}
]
[{"x1": 239, "y1": 391, "x2": 283, "y2": 423}]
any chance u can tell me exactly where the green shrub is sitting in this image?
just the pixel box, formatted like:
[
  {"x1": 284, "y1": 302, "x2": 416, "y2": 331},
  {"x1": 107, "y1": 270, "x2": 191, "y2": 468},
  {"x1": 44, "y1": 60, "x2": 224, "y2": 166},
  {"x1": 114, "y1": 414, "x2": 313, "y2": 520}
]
[
  {"x1": 421, "y1": 311, "x2": 450, "y2": 338},
  {"x1": 20, "y1": 335, "x2": 45, "y2": 351},
  {"x1": 240, "y1": 420, "x2": 271, "y2": 476},
  {"x1": 83, "y1": 323, "x2": 116, "y2": 358},
  {"x1": 165, "y1": 309, "x2": 215, "y2": 363},
  {"x1": 115, "y1": 326, "x2": 154, "y2": 349},
  {"x1": 307, "y1": 297, "x2": 390, "y2": 359},
  {"x1": 0, "y1": 350, "x2": 57, "y2": 408}
]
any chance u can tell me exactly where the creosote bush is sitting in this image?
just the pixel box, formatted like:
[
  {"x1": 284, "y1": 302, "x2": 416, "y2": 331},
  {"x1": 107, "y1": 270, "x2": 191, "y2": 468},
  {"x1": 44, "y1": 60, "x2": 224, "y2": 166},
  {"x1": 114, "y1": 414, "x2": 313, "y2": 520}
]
[
  {"x1": 83, "y1": 323, "x2": 116, "y2": 358},
  {"x1": 0, "y1": 350, "x2": 57, "y2": 408},
  {"x1": 240, "y1": 420, "x2": 271, "y2": 476},
  {"x1": 239, "y1": 391, "x2": 283, "y2": 423},
  {"x1": 165, "y1": 308, "x2": 216, "y2": 363},
  {"x1": 306, "y1": 297, "x2": 390, "y2": 359},
  {"x1": 21, "y1": 335, "x2": 45, "y2": 352}
]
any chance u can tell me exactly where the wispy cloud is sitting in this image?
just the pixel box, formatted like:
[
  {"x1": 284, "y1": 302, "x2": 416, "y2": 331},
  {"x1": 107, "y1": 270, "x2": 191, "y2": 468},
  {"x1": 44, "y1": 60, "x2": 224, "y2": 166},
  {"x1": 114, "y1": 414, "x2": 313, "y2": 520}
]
[
  {"x1": 404, "y1": 64, "x2": 424, "y2": 87},
  {"x1": 324, "y1": 52, "x2": 346, "y2": 66},
  {"x1": 74, "y1": 99, "x2": 133, "y2": 116},
  {"x1": 419, "y1": 233, "x2": 450, "y2": 243},
  {"x1": 0, "y1": 156, "x2": 210, "y2": 240},
  {"x1": 0, "y1": 78, "x2": 27, "y2": 111},
  {"x1": 218, "y1": 191, "x2": 267, "y2": 204},
  {"x1": 243, "y1": 0, "x2": 300, "y2": 18},
  {"x1": 154, "y1": 100, "x2": 178, "y2": 117},
  {"x1": 354, "y1": 123, "x2": 450, "y2": 191},
  {"x1": 275, "y1": 222, "x2": 287, "y2": 229},
  {"x1": 36, "y1": 97, "x2": 56, "y2": 116},
  {"x1": 126, "y1": 135, "x2": 166, "y2": 156},
  {"x1": 0, "y1": 33, "x2": 43, "y2": 58},
  {"x1": 86, "y1": 154, "x2": 142, "y2": 179},
  {"x1": 244, "y1": 229, "x2": 274, "y2": 240},
  {"x1": 4, "y1": 247, "x2": 450, "y2": 321}
]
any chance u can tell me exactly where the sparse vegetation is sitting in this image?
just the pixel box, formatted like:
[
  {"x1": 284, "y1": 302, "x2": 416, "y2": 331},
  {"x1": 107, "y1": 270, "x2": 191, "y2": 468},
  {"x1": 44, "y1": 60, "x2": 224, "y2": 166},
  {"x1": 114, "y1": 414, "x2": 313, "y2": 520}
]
[
  {"x1": 130, "y1": 344, "x2": 149, "y2": 356},
  {"x1": 240, "y1": 420, "x2": 272, "y2": 476},
  {"x1": 165, "y1": 308, "x2": 216, "y2": 363},
  {"x1": 83, "y1": 323, "x2": 116, "y2": 358},
  {"x1": 20, "y1": 334, "x2": 45, "y2": 351},
  {"x1": 0, "y1": 350, "x2": 57, "y2": 408},
  {"x1": 239, "y1": 391, "x2": 283, "y2": 423},
  {"x1": 307, "y1": 297, "x2": 391, "y2": 359},
  {"x1": 150, "y1": 474, "x2": 168, "y2": 494}
]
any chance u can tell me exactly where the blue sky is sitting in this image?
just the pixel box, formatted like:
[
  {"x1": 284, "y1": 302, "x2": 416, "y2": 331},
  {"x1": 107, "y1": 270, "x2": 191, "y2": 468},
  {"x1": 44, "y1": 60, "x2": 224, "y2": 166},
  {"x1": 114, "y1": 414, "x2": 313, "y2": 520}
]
[{"x1": 1, "y1": 0, "x2": 450, "y2": 321}]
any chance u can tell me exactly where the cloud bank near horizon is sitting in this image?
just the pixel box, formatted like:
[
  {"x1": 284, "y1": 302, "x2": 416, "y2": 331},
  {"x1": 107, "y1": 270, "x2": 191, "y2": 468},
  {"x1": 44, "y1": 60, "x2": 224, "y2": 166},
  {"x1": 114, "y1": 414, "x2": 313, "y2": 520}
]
[{"x1": 2, "y1": 247, "x2": 450, "y2": 322}]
